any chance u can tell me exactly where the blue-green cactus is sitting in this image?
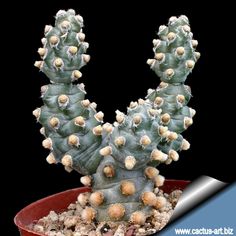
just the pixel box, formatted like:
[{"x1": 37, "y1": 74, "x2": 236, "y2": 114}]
[{"x1": 33, "y1": 10, "x2": 199, "y2": 224}]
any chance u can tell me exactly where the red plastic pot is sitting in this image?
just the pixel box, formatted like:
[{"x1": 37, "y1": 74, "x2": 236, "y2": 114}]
[{"x1": 14, "y1": 180, "x2": 189, "y2": 236}]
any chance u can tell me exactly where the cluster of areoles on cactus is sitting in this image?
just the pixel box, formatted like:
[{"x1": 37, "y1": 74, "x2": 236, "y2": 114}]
[{"x1": 33, "y1": 9, "x2": 199, "y2": 224}]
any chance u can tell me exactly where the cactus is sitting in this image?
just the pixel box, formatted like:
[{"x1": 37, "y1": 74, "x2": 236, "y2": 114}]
[{"x1": 33, "y1": 10, "x2": 199, "y2": 224}]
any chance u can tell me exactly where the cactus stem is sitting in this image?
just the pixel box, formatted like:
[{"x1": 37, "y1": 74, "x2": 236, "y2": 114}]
[{"x1": 33, "y1": 12, "x2": 198, "y2": 224}]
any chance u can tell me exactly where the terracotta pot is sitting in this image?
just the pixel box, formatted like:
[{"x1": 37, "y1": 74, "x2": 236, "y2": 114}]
[{"x1": 14, "y1": 180, "x2": 189, "y2": 236}]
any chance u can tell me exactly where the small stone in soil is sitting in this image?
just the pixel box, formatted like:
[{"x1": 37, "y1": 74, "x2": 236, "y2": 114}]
[{"x1": 101, "y1": 223, "x2": 111, "y2": 233}]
